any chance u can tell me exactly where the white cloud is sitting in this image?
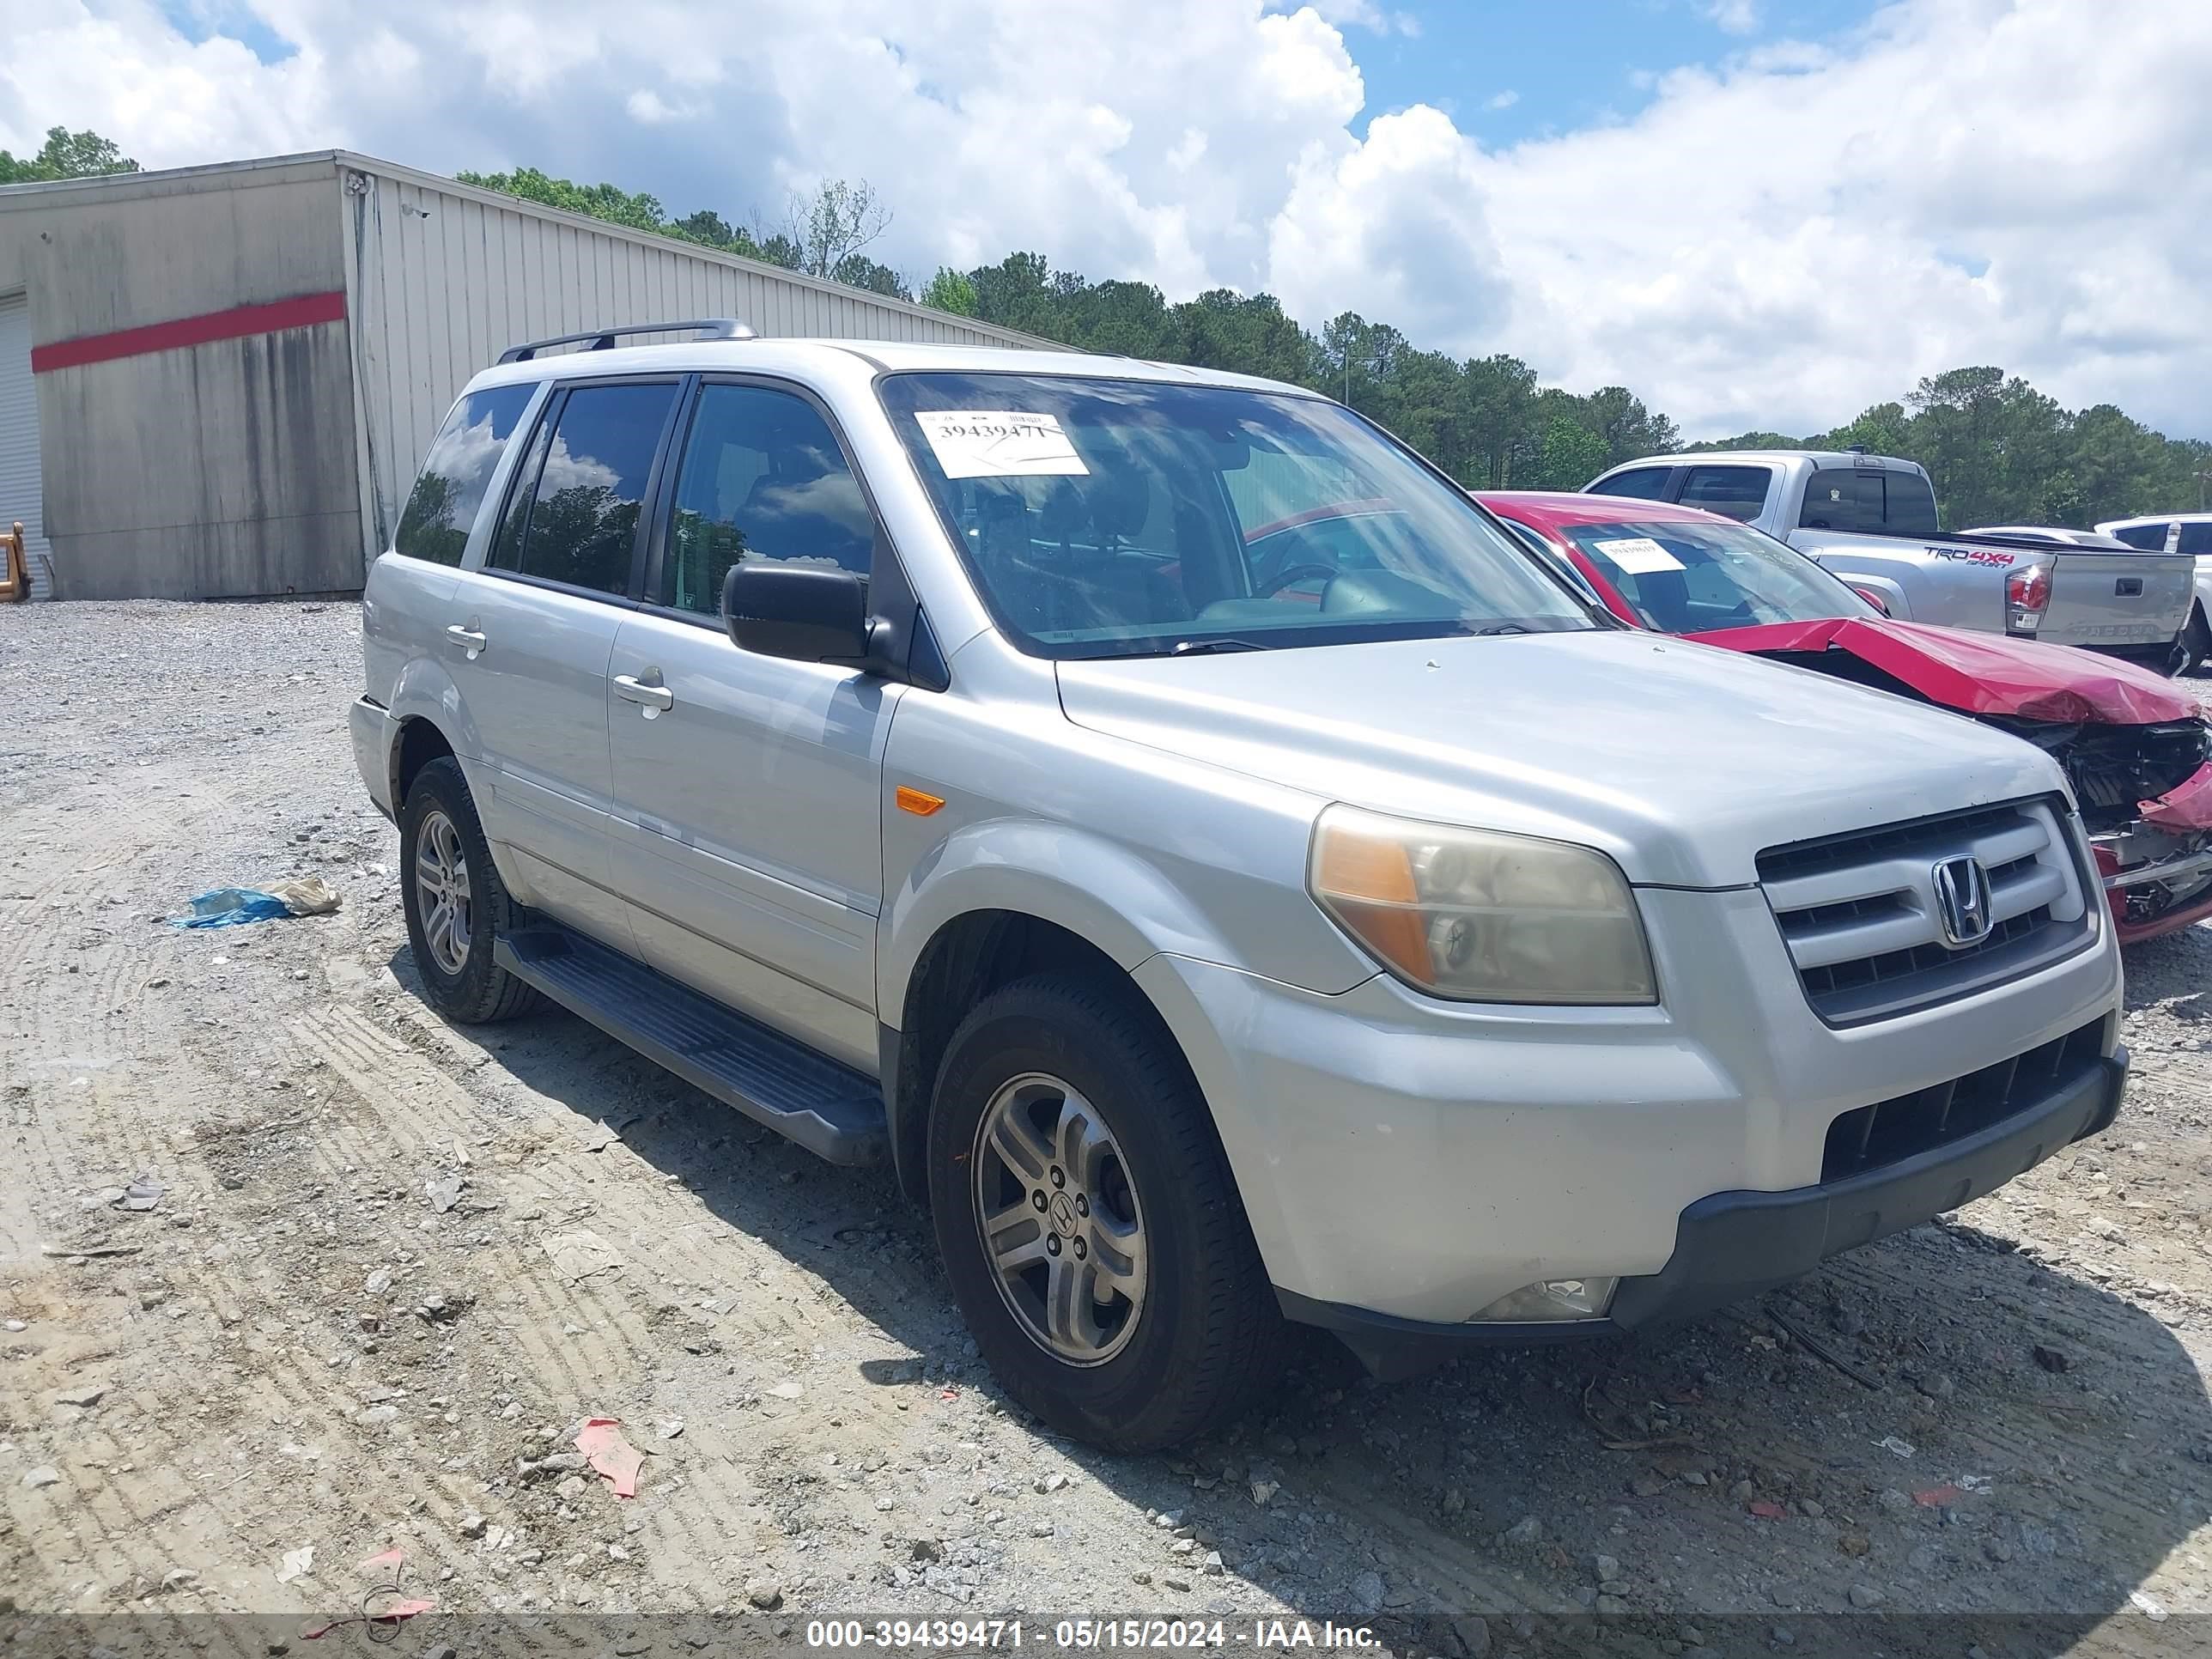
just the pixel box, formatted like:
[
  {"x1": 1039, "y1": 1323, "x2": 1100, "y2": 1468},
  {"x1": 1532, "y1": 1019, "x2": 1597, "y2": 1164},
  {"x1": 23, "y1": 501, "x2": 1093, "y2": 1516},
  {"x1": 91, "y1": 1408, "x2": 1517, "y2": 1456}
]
[
  {"x1": 3, "y1": 0, "x2": 2209, "y2": 440},
  {"x1": 624, "y1": 89, "x2": 683, "y2": 125},
  {"x1": 1485, "y1": 89, "x2": 1520, "y2": 111},
  {"x1": 1701, "y1": 0, "x2": 1763, "y2": 33}
]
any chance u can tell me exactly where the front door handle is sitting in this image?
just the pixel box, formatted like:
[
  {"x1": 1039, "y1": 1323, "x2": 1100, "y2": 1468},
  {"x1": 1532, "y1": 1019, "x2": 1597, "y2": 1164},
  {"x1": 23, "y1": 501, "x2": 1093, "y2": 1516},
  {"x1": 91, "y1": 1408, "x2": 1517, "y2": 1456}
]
[
  {"x1": 445, "y1": 623, "x2": 488, "y2": 659},
  {"x1": 614, "y1": 673, "x2": 675, "y2": 715}
]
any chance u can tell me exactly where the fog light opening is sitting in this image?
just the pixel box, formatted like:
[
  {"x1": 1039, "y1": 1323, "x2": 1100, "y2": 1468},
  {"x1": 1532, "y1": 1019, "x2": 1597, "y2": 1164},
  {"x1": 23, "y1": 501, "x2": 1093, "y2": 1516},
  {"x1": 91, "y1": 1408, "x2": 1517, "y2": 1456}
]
[{"x1": 1471, "y1": 1277, "x2": 1620, "y2": 1322}]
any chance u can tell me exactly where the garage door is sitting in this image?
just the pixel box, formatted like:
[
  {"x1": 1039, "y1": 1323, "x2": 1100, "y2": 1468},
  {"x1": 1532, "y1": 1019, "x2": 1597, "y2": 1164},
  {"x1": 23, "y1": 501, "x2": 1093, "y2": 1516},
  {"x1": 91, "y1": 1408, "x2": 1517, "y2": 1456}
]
[{"x1": 0, "y1": 291, "x2": 53, "y2": 600}]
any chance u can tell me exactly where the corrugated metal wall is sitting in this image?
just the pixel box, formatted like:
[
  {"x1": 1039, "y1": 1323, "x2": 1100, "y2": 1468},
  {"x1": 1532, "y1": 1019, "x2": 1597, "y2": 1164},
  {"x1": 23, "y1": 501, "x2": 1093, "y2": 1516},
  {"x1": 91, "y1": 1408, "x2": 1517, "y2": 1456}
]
[
  {"x1": 339, "y1": 155, "x2": 1039, "y2": 562},
  {"x1": 0, "y1": 161, "x2": 367, "y2": 599}
]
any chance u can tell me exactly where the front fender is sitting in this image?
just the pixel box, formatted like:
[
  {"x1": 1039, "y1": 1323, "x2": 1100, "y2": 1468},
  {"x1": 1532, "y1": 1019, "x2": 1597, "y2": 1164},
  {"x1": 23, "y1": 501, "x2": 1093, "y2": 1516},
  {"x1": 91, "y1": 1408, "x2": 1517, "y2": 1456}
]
[{"x1": 878, "y1": 819, "x2": 1254, "y2": 1021}]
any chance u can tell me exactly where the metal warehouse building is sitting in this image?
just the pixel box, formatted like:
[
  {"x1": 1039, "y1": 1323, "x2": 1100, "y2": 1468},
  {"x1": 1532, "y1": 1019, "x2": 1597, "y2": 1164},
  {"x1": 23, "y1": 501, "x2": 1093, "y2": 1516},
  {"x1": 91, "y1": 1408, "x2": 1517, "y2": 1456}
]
[{"x1": 0, "y1": 150, "x2": 1038, "y2": 601}]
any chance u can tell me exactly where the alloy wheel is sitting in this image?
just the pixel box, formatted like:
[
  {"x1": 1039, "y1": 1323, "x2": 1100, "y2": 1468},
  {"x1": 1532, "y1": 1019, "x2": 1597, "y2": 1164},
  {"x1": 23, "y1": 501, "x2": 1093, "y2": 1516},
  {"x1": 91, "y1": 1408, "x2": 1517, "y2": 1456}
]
[
  {"x1": 970, "y1": 1071, "x2": 1148, "y2": 1365},
  {"x1": 414, "y1": 808, "x2": 474, "y2": 976}
]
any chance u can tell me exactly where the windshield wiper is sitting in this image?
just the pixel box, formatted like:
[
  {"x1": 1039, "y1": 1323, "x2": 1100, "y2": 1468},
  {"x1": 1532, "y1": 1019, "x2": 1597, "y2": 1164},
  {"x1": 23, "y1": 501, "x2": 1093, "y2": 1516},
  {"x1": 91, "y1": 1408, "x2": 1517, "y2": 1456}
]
[
  {"x1": 1470, "y1": 622, "x2": 1534, "y2": 636},
  {"x1": 1168, "y1": 636, "x2": 1269, "y2": 655}
]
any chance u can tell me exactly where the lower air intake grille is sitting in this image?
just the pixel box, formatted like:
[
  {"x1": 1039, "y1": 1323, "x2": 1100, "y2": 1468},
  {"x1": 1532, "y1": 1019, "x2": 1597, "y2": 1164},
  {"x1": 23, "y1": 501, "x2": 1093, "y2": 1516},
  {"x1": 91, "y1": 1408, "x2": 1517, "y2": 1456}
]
[{"x1": 1821, "y1": 1017, "x2": 2108, "y2": 1182}]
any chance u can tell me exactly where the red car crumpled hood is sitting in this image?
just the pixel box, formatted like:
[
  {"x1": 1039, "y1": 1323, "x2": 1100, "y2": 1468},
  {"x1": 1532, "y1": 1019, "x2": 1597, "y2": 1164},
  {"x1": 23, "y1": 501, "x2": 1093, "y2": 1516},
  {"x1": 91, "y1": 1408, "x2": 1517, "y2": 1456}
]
[{"x1": 1686, "y1": 617, "x2": 2201, "y2": 726}]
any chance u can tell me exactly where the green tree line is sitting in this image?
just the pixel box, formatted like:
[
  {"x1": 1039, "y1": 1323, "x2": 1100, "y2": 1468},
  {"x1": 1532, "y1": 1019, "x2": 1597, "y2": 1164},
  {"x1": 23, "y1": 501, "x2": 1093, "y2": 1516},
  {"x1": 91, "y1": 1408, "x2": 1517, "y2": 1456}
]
[
  {"x1": 0, "y1": 125, "x2": 138, "y2": 185},
  {"x1": 12, "y1": 132, "x2": 2206, "y2": 523},
  {"x1": 923, "y1": 255, "x2": 2207, "y2": 524}
]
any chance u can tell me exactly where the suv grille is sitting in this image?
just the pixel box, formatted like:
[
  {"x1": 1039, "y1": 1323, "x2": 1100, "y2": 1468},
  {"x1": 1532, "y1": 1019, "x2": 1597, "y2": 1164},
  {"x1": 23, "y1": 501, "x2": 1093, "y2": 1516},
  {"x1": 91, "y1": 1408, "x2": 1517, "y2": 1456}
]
[
  {"x1": 1821, "y1": 1017, "x2": 2108, "y2": 1182},
  {"x1": 1759, "y1": 799, "x2": 2094, "y2": 1025}
]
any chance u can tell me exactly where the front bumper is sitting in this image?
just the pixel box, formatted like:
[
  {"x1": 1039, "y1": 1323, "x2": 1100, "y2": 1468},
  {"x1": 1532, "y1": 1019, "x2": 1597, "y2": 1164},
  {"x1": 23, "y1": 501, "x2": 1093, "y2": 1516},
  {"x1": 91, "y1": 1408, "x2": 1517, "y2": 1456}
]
[
  {"x1": 2096, "y1": 816, "x2": 2212, "y2": 945},
  {"x1": 1278, "y1": 1043, "x2": 2125, "y2": 1374},
  {"x1": 1134, "y1": 883, "x2": 2124, "y2": 1329}
]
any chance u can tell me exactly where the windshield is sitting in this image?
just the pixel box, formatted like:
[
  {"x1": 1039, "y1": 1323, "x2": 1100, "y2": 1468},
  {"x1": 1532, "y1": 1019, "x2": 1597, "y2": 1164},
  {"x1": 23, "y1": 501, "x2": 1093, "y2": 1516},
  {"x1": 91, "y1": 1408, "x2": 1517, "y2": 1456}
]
[
  {"x1": 878, "y1": 372, "x2": 1599, "y2": 659},
  {"x1": 1559, "y1": 518, "x2": 1878, "y2": 634}
]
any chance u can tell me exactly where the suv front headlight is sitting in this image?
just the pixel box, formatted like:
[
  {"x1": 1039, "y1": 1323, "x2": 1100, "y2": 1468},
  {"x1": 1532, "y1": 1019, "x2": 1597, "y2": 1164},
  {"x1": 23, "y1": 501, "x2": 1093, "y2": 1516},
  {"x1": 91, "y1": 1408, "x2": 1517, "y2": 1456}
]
[{"x1": 1309, "y1": 805, "x2": 1656, "y2": 1005}]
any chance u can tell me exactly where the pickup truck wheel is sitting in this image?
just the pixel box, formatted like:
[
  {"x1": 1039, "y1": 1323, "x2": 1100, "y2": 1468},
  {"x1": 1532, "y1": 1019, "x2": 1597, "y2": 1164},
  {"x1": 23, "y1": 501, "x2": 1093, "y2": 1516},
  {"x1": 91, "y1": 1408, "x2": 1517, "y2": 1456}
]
[
  {"x1": 398, "y1": 757, "x2": 542, "y2": 1024},
  {"x1": 2181, "y1": 605, "x2": 2211, "y2": 678},
  {"x1": 928, "y1": 975, "x2": 1284, "y2": 1450}
]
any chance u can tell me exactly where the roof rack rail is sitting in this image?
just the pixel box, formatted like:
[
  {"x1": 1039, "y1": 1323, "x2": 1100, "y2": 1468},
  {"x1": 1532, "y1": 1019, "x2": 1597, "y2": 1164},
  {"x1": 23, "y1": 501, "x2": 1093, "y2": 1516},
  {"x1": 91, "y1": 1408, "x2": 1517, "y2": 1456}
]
[{"x1": 497, "y1": 318, "x2": 756, "y2": 364}]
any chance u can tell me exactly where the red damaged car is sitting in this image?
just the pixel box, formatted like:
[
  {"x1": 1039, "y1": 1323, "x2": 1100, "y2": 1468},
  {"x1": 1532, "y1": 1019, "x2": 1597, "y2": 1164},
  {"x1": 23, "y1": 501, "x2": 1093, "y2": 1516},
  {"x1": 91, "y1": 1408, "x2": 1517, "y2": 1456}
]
[{"x1": 1473, "y1": 492, "x2": 2212, "y2": 945}]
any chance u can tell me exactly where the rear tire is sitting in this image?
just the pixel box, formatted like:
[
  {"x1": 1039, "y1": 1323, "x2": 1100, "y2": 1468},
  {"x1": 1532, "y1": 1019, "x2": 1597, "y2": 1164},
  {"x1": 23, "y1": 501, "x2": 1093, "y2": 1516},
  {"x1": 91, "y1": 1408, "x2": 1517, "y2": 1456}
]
[
  {"x1": 927, "y1": 974, "x2": 1285, "y2": 1451},
  {"x1": 398, "y1": 756, "x2": 543, "y2": 1024}
]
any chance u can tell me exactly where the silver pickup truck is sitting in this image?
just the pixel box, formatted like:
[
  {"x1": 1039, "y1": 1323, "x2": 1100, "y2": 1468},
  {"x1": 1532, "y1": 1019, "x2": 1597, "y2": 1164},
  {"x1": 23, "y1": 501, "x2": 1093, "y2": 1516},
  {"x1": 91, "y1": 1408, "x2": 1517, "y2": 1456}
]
[
  {"x1": 350, "y1": 326, "x2": 2127, "y2": 1448},
  {"x1": 1586, "y1": 450, "x2": 2194, "y2": 673}
]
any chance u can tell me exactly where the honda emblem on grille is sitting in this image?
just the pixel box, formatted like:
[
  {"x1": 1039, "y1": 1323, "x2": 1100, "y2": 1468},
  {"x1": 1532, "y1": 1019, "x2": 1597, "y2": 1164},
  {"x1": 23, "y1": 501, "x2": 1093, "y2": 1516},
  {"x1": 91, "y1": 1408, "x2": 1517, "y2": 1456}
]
[{"x1": 1930, "y1": 855, "x2": 1995, "y2": 948}]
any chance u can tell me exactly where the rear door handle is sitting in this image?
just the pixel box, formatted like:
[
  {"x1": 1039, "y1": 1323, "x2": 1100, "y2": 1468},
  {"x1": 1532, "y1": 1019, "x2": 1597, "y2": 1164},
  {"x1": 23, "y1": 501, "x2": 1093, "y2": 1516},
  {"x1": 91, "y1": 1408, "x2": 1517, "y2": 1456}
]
[
  {"x1": 614, "y1": 673, "x2": 675, "y2": 714},
  {"x1": 445, "y1": 623, "x2": 488, "y2": 659}
]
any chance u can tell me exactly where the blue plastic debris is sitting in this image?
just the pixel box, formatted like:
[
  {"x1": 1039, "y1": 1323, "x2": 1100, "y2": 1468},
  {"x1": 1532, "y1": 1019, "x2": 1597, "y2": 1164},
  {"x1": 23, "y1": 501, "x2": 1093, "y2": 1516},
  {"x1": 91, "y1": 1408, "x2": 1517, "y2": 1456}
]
[{"x1": 176, "y1": 889, "x2": 296, "y2": 929}]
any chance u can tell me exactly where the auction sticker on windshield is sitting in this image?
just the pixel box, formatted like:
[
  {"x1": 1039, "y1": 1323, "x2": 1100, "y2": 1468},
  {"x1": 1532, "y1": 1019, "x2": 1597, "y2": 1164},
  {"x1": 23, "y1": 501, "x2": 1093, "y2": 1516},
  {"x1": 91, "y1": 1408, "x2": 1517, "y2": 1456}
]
[
  {"x1": 1590, "y1": 537, "x2": 1685, "y2": 574},
  {"x1": 915, "y1": 410, "x2": 1091, "y2": 479}
]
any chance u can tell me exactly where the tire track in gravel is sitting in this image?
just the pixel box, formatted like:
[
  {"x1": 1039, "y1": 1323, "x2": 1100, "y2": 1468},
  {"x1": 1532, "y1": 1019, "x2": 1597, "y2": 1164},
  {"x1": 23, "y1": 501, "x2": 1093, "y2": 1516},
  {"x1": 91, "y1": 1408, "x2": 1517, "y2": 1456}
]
[{"x1": 268, "y1": 997, "x2": 804, "y2": 1601}]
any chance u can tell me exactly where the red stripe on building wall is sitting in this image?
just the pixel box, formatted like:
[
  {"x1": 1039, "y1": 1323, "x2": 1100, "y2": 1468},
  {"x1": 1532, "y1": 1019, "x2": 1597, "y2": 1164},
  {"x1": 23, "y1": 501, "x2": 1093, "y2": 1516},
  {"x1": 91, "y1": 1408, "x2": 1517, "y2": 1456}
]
[{"x1": 29, "y1": 289, "x2": 348, "y2": 374}]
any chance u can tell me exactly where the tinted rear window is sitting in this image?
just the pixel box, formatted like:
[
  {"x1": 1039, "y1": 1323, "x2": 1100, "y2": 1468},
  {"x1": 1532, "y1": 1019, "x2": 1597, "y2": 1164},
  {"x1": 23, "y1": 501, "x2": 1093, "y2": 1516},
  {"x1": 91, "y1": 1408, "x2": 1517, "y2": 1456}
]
[
  {"x1": 492, "y1": 381, "x2": 680, "y2": 595},
  {"x1": 1869, "y1": 470, "x2": 1940, "y2": 534},
  {"x1": 1799, "y1": 470, "x2": 1859, "y2": 532},
  {"x1": 2177, "y1": 523, "x2": 2211, "y2": 556},
  {"x1": 393, "y1": 385, "x2": 537, "y2": 564}
]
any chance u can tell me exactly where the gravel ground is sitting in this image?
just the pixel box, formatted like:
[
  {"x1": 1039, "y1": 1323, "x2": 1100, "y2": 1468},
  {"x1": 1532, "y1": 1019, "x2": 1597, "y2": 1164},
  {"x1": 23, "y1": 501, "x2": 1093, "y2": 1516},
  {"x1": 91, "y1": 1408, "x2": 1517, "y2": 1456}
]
[{"x1": 3, "y1": 600, "x2": 2210, "y2": 1656}]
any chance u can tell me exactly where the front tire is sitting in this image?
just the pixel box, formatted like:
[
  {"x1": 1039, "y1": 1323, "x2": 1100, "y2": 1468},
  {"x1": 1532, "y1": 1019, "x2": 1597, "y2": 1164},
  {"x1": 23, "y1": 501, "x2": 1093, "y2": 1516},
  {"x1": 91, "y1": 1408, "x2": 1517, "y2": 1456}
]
[
  {"x1": 927, "y1": 975, "x2": 1284, "y2": 1450},
  {"x1": 398, "y1": 756, "x2": 542, "y2": 1024}
]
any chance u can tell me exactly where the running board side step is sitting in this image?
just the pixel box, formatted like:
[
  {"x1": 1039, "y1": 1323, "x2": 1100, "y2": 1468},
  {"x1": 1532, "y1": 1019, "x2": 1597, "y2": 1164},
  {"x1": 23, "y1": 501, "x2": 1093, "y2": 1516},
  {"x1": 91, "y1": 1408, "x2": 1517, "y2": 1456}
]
[{"x1": 495, "y1": 923, "x2": 888, "y2": 1166}]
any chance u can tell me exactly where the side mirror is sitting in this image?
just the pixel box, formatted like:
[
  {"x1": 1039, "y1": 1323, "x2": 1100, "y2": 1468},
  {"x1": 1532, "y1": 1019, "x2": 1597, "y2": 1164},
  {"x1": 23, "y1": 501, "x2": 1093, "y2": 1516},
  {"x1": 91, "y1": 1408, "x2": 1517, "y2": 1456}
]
[
  {"x1": 723, "y1": 562, "x2": 872, "y2": 664},
  {"x1": 1848, "y1": 584, "x2": 1892, "y2": 616}
]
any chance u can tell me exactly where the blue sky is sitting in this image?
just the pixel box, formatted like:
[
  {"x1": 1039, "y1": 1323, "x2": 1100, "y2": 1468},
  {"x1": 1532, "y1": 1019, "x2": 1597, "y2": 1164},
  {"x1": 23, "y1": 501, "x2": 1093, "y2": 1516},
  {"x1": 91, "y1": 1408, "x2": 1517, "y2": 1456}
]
[
  {"x1": 11, "y1": 1, "x2": 2212, "y2": 441},
  {"x1": 156, "y1": 0, "x2": 297, "y2": 64},
  {"x1": 1349, "y1": 0, "x2": 1880, "y2": 143}
]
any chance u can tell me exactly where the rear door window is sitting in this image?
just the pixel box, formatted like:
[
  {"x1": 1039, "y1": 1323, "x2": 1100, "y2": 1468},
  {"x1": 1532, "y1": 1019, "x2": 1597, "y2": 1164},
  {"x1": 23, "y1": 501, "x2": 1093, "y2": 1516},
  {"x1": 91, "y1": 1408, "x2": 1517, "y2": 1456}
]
[
  {"x1": 1588, "y1": 466, "x2": 1673, "y2": 501},
  {"x1": 1677, "y1": 465, "x2": 1771, "y2": 522},
  {"x1": 490, "y1": 381, "x2": 681, "y2": 596},
  {"x1": 661, "y1": 383, "x2": 874, "y2": 616},
  {"x1": 393, "y1": 384, "x2": 537, "y2": 565},
  {"x1": 2177, "y1": 522, "x2": 2211, "y2": 556}
]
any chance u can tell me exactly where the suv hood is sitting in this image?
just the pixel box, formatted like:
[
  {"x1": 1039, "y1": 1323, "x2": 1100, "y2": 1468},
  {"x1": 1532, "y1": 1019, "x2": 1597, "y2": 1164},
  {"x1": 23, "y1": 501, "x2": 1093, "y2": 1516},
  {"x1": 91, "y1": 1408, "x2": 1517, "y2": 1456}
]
[
  {"x1": 1056, "y1": 631, "x2": 2069, "y2": 889},
  {"x1": 1690, "y1": 617, "x2": 2201, "y2": 725}
]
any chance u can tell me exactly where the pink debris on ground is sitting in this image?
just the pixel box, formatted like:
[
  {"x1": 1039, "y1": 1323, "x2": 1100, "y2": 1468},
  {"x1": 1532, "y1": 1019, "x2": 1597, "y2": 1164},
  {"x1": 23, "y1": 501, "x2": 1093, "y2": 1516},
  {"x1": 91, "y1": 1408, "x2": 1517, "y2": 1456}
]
[{"x1": 576, "y1": 1416, "x2": 646, "y2": 1498}]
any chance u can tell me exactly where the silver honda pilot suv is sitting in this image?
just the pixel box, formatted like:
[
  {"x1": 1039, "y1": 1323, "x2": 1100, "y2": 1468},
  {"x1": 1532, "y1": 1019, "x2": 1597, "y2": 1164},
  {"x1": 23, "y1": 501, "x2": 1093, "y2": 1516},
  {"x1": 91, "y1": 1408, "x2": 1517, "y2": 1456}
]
[{"x1": 353, "y1": 323, "x2": 2126, "y2": 1449}]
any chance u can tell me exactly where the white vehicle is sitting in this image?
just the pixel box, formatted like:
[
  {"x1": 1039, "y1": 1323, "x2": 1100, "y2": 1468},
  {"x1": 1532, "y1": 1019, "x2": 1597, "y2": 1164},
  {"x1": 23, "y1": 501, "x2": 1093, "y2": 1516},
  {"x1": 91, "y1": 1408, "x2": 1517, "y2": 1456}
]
[
  {"x1": 2095, "y1": 514, "x2": 2212, "y2": 674},
  {"x1": 350, "y1": 322, "x2": 2129, "y2": 1446},
  {"x1": 1586, "y1": 451, "x2": 2195, "y2": 673}
]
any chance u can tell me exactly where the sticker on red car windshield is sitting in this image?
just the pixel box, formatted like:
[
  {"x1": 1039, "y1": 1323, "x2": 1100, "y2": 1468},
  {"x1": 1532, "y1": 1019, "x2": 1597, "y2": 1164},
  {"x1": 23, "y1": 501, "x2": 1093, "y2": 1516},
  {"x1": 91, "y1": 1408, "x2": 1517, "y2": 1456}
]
[
  {"x1": 1589, "y1": 536, "x2": 1685, "y2": 574},
  {"x1": 915, "y1": 410, "x2": 1090, "y2": 479}
]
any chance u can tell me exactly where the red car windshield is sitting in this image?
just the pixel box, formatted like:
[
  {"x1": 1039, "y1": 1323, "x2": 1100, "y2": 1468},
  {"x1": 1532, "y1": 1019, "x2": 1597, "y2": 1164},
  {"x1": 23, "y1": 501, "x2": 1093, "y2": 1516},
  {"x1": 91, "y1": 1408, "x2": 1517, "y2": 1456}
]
[{"x1": 1558, "y1": 518, "x2": 1879, "y2": 634}]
